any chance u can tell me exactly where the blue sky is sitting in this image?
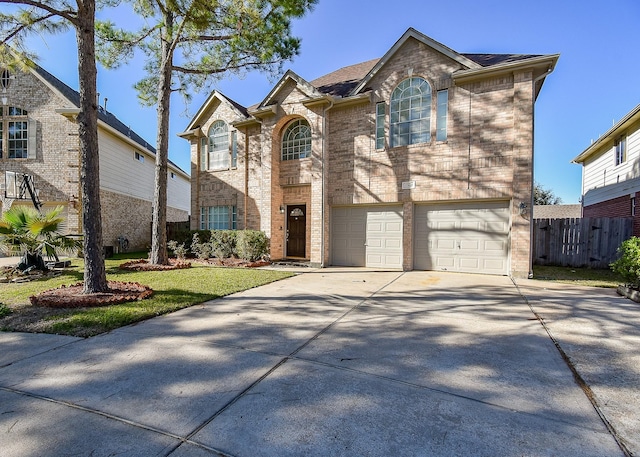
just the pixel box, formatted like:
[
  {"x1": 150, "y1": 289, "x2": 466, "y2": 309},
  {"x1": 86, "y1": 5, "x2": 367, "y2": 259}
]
[{"x1": 19, "y1": 0, "x2": 640, "y2": 204}]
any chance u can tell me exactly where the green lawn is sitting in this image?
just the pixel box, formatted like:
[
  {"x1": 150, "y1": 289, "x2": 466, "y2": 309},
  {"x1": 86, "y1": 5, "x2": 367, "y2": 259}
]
[
  {"x1": 533, "y1": 265, "x2": 624, "y2": 288},
  {"x1": 0, "y1": 254, "x2": 294, "y2": 337}
]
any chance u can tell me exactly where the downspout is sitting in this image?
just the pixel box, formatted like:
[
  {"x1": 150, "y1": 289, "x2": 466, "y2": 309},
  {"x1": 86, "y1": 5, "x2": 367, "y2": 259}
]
[
  {"x1": 244, "y1": 127, "x2": 249, "y2": 229},
  {"x1": 321, "y1": 96, "x2": 335, "y2": 267}
]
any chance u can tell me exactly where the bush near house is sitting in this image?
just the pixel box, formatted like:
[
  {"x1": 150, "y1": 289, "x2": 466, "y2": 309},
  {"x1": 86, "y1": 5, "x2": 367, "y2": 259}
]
[
  {"x1": 610, "y1": 237, "x2": 640, "y2": 288},
  {"x1": 236, "y1": 230, "x2": 270, "y2": 262},
  {"x1": 210, "y1": 230, "x2": 237, "y2": 259},
  {"x1": 178, "y1": 229, "x2": 270, "y2": 261}
]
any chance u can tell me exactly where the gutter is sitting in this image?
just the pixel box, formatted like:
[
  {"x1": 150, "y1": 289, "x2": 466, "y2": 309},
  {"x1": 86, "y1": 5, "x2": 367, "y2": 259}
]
[
  {"x1": 572, "y1": 103, "x2": 640, "y2": 164},
  {"x1": 453, "y1": 54, "x2": 559, "y2": 84}
]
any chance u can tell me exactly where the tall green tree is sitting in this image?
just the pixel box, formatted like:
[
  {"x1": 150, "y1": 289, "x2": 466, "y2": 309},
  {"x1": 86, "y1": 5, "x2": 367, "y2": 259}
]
[
  {"x1": 0, "y1": 0, "x2": 109, "y2": 293},
  {"x1": 534, "y1": 181, "x2": 563, "y2": 205},
  {"x1": 96, "y1": 0, "x2": 317, "y2": 265}
]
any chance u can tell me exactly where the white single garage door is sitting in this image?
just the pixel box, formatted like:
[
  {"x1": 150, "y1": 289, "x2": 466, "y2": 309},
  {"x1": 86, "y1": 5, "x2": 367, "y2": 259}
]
[
  {"x1": 414, "y1": 201, "x2": 510, "y2": 275},
  {"x1": 332, "y1": 205, "x2": 403, "y2": 269}
]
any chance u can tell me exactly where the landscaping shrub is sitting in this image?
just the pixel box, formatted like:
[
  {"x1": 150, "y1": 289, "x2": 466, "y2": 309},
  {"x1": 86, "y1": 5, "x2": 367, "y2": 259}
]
[
  {"x1": 210, "y1": 230, "x2": 237, "y2": 259},
  {"x1": 167, "y1": 240, "x2": 188, "y2": 260},
  {"x1": 0, "y1": 303, "x2": 11, "y2": 318},
  {"x1": 236, "y1": 230, "x2": 269, "y2": 261},
  {"x1": 191, "y1": 232, "x2": 213, "y2": 259},
  {"x1": 610, "y1": 237, "x2": 640, "y2": 288}
]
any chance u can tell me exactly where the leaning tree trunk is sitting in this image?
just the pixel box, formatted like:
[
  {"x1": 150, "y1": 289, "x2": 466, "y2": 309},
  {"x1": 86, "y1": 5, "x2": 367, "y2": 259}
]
[
  {"x1": 149, "y1": 19, "x2": 173, "y2": 265},
  {"x1": 76, "y1": 0, "x2": 108, "y2": 293}
]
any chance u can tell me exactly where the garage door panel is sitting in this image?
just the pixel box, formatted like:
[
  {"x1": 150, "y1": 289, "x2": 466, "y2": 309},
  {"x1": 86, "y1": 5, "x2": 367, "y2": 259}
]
[
  {"x1": 459, "y1": 240, "x2": 480, "y2": 251},
  {"x1": 332, "y1": 205, "x2": 403, "y2": 269},
  {"x1": 414, "y1": 202, "x2": 509, "y2": 275},
  {"x1": 459, "y1": 258, "x2": 480, "y2": 270}
]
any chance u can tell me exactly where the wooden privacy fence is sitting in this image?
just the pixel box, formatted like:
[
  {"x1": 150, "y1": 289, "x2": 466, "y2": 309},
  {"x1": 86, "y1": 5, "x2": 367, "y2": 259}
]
[
  {"x1": 166, "y1": 219, "x2": 190, "y2": 241},
  {"x1": 533, "y1": 217, "x2": 633, "y2": 268}
]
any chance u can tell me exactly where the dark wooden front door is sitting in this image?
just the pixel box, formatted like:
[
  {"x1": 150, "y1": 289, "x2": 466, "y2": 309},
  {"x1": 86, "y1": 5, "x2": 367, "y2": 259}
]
[{"x1": 286, "y1": 204, "x2": 306, "y2": 258}]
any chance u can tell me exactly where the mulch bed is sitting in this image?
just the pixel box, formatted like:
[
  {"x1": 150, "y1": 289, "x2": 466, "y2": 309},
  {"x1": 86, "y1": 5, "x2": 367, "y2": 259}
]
[
  {"x1": 118, "y1": 259, "x2": 192, "y2": 271},
  {"x1": 29, "y1": 281, "x2": 153, "y2": 308},
  {"x1": 194, "y1": 258, "x2": 271, "y2": 268}
]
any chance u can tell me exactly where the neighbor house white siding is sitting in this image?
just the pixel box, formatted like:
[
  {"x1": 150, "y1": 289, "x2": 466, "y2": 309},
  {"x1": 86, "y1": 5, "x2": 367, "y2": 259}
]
[
  {"x1": 582, "y1": 125, "x2": 640, "y2": 206},
  {"x1": 98, "y1": 128, "x2": 190, "y2": 214},
  {"x1": 99, "y1": 130, "x2": 156, "y2": 201}
]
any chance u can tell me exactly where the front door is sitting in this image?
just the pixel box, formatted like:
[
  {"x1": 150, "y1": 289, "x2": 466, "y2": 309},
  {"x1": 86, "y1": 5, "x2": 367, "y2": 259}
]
[{"x1": 286, "y1": 204, "x2": 306, "y2": 258}]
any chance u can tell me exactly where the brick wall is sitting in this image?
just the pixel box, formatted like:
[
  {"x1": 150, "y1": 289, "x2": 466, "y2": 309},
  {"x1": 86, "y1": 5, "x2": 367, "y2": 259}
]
[
  {"x1": 0, "y1": 68, "x2": 82, "y2": 234},
  {"x1": 584, "y1": 192, "x2": 640, "y2": 236},
  {"x1": 186, "y1": 35, "x2": 541, "y2": 275}
]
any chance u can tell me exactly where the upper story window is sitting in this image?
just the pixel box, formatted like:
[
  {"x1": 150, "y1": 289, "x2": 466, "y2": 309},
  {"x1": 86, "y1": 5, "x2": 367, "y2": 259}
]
[
  {"x1": 615, "y1": 135, "x2": 627, "y2": 166},
  {"x1": 0, "y1": 106, "x2": 30, "y2": 159},
  {"x1": 390, "y1": 77, "x2": 431, "y2": 147},
  {"x1": 1, "y1": 69, "x2": 11, "y2": 91},
  {"x1": 134, "y1": 151, "x2": 144, "y2": 162},
  {"x1": 436, "y1": 89, "x2": 448, "y2": 142},
  {"x1": 282, "y1": 119, "x2": 311, "y2": 161},
  {"x1": 375, "y1": 102, "x2": 385, "y2": 150},
  {"x1": 208, "y1": 120, "x2": 229, "y2": 170}
]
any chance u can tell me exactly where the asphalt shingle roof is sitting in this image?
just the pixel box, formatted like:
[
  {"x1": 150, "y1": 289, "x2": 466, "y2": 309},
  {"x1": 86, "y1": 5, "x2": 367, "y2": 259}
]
[
  {"x1": 33, "y1": 64, "x2": 155, "y2": 155},
  {"x1": 308, "y1": 53, "x2": 543, "y2": 98}
]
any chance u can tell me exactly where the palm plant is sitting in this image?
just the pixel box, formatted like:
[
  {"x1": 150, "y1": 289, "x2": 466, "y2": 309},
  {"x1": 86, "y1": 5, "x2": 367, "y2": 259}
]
[{"x1": 0, "y1": 206, "x2": 81, "y2": 271}]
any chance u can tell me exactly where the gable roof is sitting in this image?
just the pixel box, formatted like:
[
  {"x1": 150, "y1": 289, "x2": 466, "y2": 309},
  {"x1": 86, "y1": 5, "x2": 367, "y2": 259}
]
[
  {"x1": 29, "y1": 63, "x2": 188, "y2": 176},
  {"x1": 182, "y1": 90, "x2": 249, "y2": 133},
  {"x1": 573, "y1": 103, "x2": 640, "y2": 164},
  {"x1": 255, "y1": 69, "x2": 323, "y2": 110},
  {"x1": 350, "y1": 28, "x2": 483, "y2": 95},
  {"x1": 185, "y1": 27, "x2": 558, "y2": 129}
]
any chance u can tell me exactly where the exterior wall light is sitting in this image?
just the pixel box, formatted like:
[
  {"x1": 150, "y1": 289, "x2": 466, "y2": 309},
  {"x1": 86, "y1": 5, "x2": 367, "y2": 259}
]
[
  {"x1": 518, "y1": 202, "x2": 528, "y2": 216},
  {"x1": 279, "y1": 205, "x2": 285, "y2": 214}
]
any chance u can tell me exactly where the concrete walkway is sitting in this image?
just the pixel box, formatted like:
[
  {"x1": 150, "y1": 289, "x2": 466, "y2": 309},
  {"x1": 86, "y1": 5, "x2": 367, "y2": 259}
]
[{"x1": 0, "y1": 269, "x2": 635, "y2": 456}]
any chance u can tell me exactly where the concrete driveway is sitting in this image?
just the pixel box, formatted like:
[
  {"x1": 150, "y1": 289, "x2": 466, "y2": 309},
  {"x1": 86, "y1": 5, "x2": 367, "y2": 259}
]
[{"x1": 0, "y1": 269, "x2": 634, "y2": 456}]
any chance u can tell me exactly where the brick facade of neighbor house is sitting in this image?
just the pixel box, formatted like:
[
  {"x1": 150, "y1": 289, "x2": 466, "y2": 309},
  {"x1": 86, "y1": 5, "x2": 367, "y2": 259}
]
[
  {"x1": 181, "y1": 28, "x2": 558, "y2": 277},
  {"x1": 573, "y1": 103, "x2": 640, "y2": 238},
  {"x1": 582, "y1": 193, "x2": 640, "y2": 236},
  {"x1": 0, "y1": 58, "x2": 190, "y2": 252}
]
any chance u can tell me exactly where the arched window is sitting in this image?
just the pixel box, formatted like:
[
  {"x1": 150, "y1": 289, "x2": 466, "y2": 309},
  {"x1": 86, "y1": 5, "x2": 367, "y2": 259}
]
[
  {"x1": 281, "y1": 119, "x2": 311, "y2": 161},
  {"x1": 390, "y1": 77, "x2": 431, "y2": 147},
  {"x1": 208, "y1": 120, "x2": 229, "y2": 170}
]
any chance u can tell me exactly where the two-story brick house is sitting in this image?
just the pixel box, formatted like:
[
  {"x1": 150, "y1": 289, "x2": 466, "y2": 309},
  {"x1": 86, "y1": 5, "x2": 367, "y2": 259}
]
[
  {"x1": 180, "y1": 28, "x2": 558, "y2": 277},
  {"x1": 573, "y1": 103, "x2": 640, "y2": 236},
  {"x1": 0, "y1": 60, "x2": 190, "y2": 252}
]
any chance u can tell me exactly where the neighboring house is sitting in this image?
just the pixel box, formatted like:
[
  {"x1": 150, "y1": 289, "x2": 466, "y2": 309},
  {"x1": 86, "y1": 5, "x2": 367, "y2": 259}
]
[
  {"x1": 180, "y1": 28, "x2": 558, "y2": 277},
  {"x1": 533, "y1": 204, "x2": 581, "y2": 219},
  {"x1": 0, "y1": 60, "x2": 190, "y2": 252},
  {"x1": 573, "y1": 103, "x2": 640, "y2": 236}
]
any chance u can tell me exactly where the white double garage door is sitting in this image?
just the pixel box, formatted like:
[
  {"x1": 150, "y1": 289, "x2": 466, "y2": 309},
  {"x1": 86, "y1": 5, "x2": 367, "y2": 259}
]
[{"x1": 331, "y1": 201, "x2": 510, "y2": 275}]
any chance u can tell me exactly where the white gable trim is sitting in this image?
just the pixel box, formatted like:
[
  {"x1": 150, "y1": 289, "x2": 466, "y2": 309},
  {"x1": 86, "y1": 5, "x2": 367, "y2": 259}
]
[
  {"x1": 183, "y1": 91, "x2": 247, "y2": 132},
  {"x1": 573, "y1": 103, "x2": 640, "y2": 164},
  {"x1": 256, "y1": 70, "x2": 323, "y2": 109},
  {"x1": 350, "y1": 27, "x2": 482, "y2": 96}
]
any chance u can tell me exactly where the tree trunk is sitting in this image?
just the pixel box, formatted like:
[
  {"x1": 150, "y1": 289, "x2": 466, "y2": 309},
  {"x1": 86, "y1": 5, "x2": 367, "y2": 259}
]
[
  {"x1": 149, "y1": 17, "x2": 173, "y2": 265},
  {"x1": 76, "y1": 0, "x2": 108, "y2": 293}
]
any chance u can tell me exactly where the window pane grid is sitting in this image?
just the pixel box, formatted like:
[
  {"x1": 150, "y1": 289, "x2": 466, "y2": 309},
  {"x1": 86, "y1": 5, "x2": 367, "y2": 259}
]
[
  {"x1": 1, "y1": 106, "x2": 29, "y2": 159},
  {"x1": 615, "y1": 136, "x2": 626, "y2": 165},
  {"x1": 282, "y1": 119, "x2": 311, "y2": 161},
  {"x1": 436, "y1": 89, "x2": 448, "y2": 141},
  {"x1": 208, "y1": 120, "x2": 229, "y2": 170},
  {"x1": 8, "y1": 121, "x2": 28, "y2": 158},
  {"x1": 201, "y1": 206, "x2": 237, "y2": 230},
  {"x1": 390, "y1": 77, "x2": 432, "y2": 147}
]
